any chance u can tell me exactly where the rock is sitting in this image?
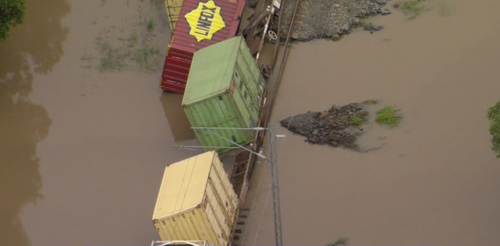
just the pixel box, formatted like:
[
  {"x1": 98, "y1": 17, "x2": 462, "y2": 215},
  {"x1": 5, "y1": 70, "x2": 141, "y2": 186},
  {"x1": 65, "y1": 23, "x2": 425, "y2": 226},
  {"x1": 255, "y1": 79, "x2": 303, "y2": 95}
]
[
  {"x1": 381, "y1": 8, "x2": 391, "y2": 15},
  {"x1": 276, "y1": 0, "x2": 388, "y2": 41},
  {"x1": 331, "y1": 34, "x2": 341, "y2": 41},
  {"x1": 357, "y1": 10, "x2": 367, "y2": 17},
  {"x1": 374, "y1": 0, "x2": 388, "y2": 5},
  {"x1": 280, "y1": 102, "x2": 372, "y2": 150}
]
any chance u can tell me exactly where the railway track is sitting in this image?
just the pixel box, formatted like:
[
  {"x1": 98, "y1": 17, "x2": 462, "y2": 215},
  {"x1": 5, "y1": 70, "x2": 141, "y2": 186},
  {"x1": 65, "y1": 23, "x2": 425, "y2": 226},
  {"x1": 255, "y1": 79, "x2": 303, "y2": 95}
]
[{"x1": 228, "y1": 0, "x2": 302, "y2": 245}]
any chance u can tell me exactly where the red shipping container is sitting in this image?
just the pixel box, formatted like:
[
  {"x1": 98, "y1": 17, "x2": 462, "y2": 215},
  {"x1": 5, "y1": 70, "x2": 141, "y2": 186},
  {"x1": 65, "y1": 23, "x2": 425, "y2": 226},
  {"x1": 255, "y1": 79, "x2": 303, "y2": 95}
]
[{"x1": 160, "y1": 0, "x2": 245, "y2": 93}]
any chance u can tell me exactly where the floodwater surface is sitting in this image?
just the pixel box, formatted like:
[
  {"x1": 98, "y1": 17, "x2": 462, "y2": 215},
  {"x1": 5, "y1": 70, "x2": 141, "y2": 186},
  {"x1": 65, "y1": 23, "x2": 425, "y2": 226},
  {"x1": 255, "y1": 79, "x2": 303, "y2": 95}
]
[
  {"x1": 240, "y1": 0, "x2": 500, "y2": 246},
  {"x1": 1, "y1": 0, "x2": 198, "y2": 245},
  {"x1": 2, "y1": 0, "x2": 500, "y2": 245}
]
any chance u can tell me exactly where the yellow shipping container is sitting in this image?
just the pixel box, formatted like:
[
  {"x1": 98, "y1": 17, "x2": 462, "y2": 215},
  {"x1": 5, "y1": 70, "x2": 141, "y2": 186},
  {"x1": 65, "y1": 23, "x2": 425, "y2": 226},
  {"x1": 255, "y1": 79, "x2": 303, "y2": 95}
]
[
  {"x1": 164, "y1": 0, "x2": 184, "y2": 32},
  {"x1": 152, "y1": 151, "x2": 239, "y2": 246}
]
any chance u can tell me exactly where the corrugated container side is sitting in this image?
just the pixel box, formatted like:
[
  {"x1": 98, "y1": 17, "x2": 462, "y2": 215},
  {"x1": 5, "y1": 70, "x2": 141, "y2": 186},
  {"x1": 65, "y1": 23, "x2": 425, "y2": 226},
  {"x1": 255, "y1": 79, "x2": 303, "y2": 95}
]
[
  {"x1": 233, "y1": 38, "x2": 265, "y2": 126},
  {"x1": 206, "y1": 161, "x2": 239, "y2": 231},
  {"x1": 184, "y1": 94, "x2": 253, "y2": 154},
  {"x1": 165, "y1": 0, "x2": 185, "y2": 32},
  {"x1": 210, "y1": 156, "x2": 239, "y2": 214},
  {"x1": 231, "y1": 76, "x2": 256, "y2": 129},
  {"x1": 204, "y1": 197, "x2": 228, "y2": 245},
  {"x1": 205, "y1": 185, "x2": 230, "y2": 241},
  {"x1": 152, "y1": 151, "x2": 238, "y2": 245},
  {"x1": 154, "y1": 207, "x2": 220, "y2": 244},
  {"x1": 160, "y1": 45, "x2": 193, "y2": 93},
  {"x1": 182, "y1": 37, "x2": 265, "y2": 153},
  {"x1": 160, "y1": 0, "x2": 246, "y2": 93},
  {"x1": 237, "y1": 38, "x2": 266, "y2": 104}
]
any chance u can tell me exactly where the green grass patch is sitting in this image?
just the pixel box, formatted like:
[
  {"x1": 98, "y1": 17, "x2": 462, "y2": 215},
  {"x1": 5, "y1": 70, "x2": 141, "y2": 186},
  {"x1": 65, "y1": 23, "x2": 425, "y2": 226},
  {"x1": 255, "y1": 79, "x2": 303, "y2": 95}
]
[
  {"x1": 99, "y1": 50, "x2": 126, "y2": 71},
  {"x1": 133, "y1": 45, "x2": 161, "y2": 71},
  {"x1": 96, "y1": 38, "x2": 126, "y2": 71},
  {"x1": 93, "y1": 0, "x2": 163, "y2": 73},
  {"x1": 127, "y1": 33, "x2": 138, "y2": 47},
  {"x1": 437, "y1": 0, "x2": 452, "y2": 17},
  {"x1": 95, "y1": 32, "x2": 161, "y2": 73},
  {"x1": 351, "y1": 115, "x2": 365, "y2": 126},
  {"x1": 147, "y1": 19, "x2": 155, "y2": 32},
  {"x1": 487, "y1": 101, "x2": 500, "y2": 158},
  {"x1": 397, "y1": 0, "x2": 429, "y2": 20},
  {"x1": 376, "y1": 105, "x2": 403, "y2": 127}
]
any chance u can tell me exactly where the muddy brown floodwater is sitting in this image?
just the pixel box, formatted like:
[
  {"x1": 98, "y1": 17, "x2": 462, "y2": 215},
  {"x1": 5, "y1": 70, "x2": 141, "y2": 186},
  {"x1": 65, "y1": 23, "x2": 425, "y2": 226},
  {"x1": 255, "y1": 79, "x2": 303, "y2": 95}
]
[
  {"x1": 240, "y1": 0, "x2": 500, "y2": 246},
  {"x1": 1, "y1": 0, "x2": 500, "y2": 245},
  {"x1": 1, "y1": 0, "x2": 200, "y2": 245}
]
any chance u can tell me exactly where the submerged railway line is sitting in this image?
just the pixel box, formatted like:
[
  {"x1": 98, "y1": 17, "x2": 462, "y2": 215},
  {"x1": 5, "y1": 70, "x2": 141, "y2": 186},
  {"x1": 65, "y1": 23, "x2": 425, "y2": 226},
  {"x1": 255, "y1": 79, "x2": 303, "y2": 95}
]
[
  {"x1": 153, "y1": 0, "x2": 302, "y2": 245},
  {"x1": 225, "y1": 0, "x2": 302, "y2": 245}
]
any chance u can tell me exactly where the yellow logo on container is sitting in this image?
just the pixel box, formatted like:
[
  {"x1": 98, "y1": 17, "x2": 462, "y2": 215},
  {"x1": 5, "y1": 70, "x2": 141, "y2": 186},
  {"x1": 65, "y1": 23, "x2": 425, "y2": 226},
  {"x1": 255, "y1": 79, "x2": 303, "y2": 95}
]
[{"x1": 185, "y1": 0, "x2": 226, "y2": 42}]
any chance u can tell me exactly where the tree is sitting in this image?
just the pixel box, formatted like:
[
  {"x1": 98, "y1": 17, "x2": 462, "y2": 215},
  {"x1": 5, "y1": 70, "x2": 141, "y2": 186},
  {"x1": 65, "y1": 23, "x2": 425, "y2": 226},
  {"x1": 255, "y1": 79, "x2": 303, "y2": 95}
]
[
  {"x1": 0, "y1": 0, "x2": 27, "y2": 42},
  {"x1": 487, "y1": 101, "x2": 500, "y2": 158}
]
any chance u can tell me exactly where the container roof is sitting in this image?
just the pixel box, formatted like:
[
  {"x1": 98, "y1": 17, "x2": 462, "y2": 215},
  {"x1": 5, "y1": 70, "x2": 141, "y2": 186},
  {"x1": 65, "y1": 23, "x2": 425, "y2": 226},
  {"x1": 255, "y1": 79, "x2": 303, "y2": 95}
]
[
  {"x1": 182, "y1": 36, "x2": 243, "y2": 105},
  {"x1": 169, "y1": 0, "x2": 245, "y2": 55},
  {"x1": 152, "y1": 151, "x2": 217, "y2": 219}
]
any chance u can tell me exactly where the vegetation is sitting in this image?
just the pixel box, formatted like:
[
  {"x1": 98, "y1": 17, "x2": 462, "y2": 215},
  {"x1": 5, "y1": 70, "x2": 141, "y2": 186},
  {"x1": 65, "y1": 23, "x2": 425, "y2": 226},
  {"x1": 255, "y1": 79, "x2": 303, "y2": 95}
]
[
  {"x1": 376, "y1": 105, "x2": 403, "y2": 127},
  {"x1": 150, "y1": 0, "x2": 163, "y2": 9},
  {"x1": 351, "y1": 115, "x2": 365, "y2": 126},
  {"x1": 0, "y1": 0, "x2": 27, "y2": 42},
  {"x1": 487, "y1": 101, "x2": 500, "y2": 158},
  {"x1": 437, "y1": 0, "x2": 452, "y2": 17},
  {"x1": 133, "y1": 45, "x2": 160, "y2": 68},
  {"x1": 96, "y1": 38, "x2": 127, "y2": 71},
  {"x1": 95, "y1": 32, "x2": 161, "y2": 72},
  {"x1": 327, "y1": 238, "x2": 349, "y2": 246},
  {"x1": 147, "y1": 19, "x2": 155, "y2": 32},
  {"x1": 395, "y1": 0, "x2": 428, "y2": 20},
  {"x1": 127, "y1": 33, "x2": 138, "y2": 47},
  {"x1": 93, "y1": 0, "x2": 163, "y2": 73}
]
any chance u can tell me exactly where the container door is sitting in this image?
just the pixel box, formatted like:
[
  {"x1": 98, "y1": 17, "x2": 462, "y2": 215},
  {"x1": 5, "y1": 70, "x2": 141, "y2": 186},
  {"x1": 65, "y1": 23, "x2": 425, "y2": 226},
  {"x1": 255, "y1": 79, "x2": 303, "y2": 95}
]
[{"x1": 161, "y1": 53, "x2": 193, "y2": 93}]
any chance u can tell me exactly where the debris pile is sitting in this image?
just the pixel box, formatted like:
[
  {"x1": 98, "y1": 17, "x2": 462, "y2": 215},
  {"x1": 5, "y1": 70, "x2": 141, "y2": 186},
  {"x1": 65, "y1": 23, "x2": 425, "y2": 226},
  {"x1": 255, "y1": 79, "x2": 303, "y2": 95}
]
[
  {"x1": 274, "y1": 0, "x2": 391, "y2": 41},
  {"x1": 280, "y1": 102, "x2": 370, "y2": 150}
]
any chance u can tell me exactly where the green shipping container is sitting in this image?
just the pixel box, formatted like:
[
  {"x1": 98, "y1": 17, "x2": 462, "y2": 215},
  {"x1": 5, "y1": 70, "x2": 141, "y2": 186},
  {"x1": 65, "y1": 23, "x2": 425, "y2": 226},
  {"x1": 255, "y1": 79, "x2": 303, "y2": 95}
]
[{"x1": 182, "y1": 36, "x2": 266, "y2": 154}]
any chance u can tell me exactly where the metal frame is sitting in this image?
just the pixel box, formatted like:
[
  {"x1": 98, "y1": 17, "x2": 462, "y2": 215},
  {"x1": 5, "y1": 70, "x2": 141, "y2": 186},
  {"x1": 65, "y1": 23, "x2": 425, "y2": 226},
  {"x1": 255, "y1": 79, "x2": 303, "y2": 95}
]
[
  {"x1": 268, "y1": 124, "x2": 283, "y2": 246},
  {"x1": 190, "y1": 125, "x2": 284, "y2": 246}
]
